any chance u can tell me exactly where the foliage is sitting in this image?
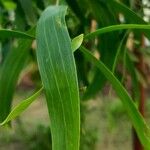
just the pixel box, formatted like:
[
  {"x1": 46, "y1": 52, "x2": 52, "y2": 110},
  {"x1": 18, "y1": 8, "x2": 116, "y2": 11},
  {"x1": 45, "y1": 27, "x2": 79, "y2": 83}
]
[{"x1": 0, "y1": 0, "x2": 150, "y2": 150}]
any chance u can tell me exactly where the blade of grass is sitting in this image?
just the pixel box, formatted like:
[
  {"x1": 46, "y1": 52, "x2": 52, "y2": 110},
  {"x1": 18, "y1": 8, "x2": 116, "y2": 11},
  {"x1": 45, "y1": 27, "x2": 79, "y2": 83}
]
[
  {"x1": 85, "y1": 24, "x2": 150, "y2": 39},
  {"x1": 108, "y1": 31, "x2": 129, "y2": 96},
  {"x1": 36, "y1": 6, "x2": 80, "y2": 150},
  {"x1": 108, "y1": 0, "x2": 147, "y2": 25},
  {"x1": 0, "y1": 87, "x2": 43, "y2": 126},
  {"x1": 0, "y1": 29, "x2": 35, "y2": 39},
  {"x1": 108, "y1": 0, "x2": 150, "y2": 40},
  {"x1": 79, "y1": 46, "x2": 150, "y2": 150},
  {"x1": 84, "y1": 24, "x2": 150, "y2": 99},
  {"x1": 0, "y1": 29, "x2": 34, "y2": 122},
  {"x1": 112, "y1": 31, "x2": 129, "y2": 73}
]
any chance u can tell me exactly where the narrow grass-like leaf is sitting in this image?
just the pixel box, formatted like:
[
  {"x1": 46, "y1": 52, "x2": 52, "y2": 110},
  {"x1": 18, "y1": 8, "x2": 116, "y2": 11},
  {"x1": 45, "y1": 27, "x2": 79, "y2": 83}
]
[
  {"x1": 71, "y1": 34, "x2": 84, "y2": 52},
  {"x1": 112, "y1": 31, "x2": 128, "y2": 73},
  {"x1": 85, "y1": 24, "x2": 150, "y2": 39},
  {"x1": 79, "y1": 46, "x2": 150, "y2": 149},
  {"x1": 0, "y1": 87, "x2": 43, "y2": 126},
  {"x1": 36, "y1": 6, "x2": 80, "y2": 150},
  {"x1": 108, "y1": 0, "x2": 150, "y2": 39},
  {"x1": 0, "y1": 29, "x2": 34, "y2": 39},
  {"x1": 108, "y1": 0, "x2": 147, "y2": 23},
  {"x1": 0, "y1": 29, "x2": 34, "y2": 122}
]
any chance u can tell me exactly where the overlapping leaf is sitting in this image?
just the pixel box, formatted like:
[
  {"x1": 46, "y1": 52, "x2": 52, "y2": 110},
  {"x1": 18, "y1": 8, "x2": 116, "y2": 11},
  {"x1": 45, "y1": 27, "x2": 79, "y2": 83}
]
[{"x1": 0, "y1": 29, "x2": 34, "y2": 122}]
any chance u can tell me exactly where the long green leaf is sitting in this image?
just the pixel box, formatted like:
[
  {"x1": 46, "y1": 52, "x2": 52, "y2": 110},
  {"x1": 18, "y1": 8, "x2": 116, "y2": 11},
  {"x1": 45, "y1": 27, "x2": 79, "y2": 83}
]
[
  {"x1": 108, "y1": 0, "x2": 146, "y2": 24},
  {"x1": 85, "y1": 24, "x2": 150, "y2": 39},
  {"x1": 36, "y1": 6, "x2": 80, "y2": 150},
  {"x1": 0, "y1": 29, "x2": 34, "y2": 39},
  {"x1": 0, "y1": 29, "x2": 34, "y2": 122},
  {"x1": 0, "y1": 87, "x2": 43, "y2": 126},
  {"x1": 112, "y1": 31, "x2": 129, "y2": 73},
  {"x1": 84, "y1": 0, "x2": 150, "y2": 98},
  {"x1": 80, "y1": 46, "x2": 150, "y2": 150},
  {"x1": 107, "y1": 0, "x2": 150, "y2": 39}
]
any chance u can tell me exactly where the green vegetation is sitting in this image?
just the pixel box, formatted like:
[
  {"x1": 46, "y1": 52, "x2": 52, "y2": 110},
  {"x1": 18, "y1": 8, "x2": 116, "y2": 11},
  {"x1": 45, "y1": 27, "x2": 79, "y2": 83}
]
[{"x1": 0, "y1": 0, "x2": 150, "y2": 150}]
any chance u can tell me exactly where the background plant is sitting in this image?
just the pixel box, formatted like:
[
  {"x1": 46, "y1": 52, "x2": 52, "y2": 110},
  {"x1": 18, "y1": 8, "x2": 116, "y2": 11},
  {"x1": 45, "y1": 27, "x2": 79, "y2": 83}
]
[{"x1": 0, "y1": 0, "x2": 150, "y2": 150}]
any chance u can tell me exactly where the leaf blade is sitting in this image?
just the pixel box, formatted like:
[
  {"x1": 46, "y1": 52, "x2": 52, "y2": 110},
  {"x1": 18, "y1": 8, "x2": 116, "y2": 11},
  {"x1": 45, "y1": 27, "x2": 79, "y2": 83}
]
[
  {"x1": 80, "y1": 46, "x2": 150, "y2": 149},
  {"x1": 0, "y1": 88, "x2": 43, "y2": 126},
  {"x1": 36, "y1": 6, "x2": 80, "y2": 150},
  {"x1": 0, "y1": 29, "x2": 34, "y2": 39},
  {"x1": 0, "y1": 29, "x2": 34, "y2": 122},
  {"x1": 85, "y1": 24, "x2": 150, "y2": 39}
]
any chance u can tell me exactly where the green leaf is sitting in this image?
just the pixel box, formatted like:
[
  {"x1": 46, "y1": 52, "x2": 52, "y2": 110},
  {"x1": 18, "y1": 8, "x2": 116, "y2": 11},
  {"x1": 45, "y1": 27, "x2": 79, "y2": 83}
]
[
  {"x1": 112, "y1": 31, "x2": 129, "y2": 73},
  {"x1": 79, "y1": 46, "x2": 150, "y2": 150},
  {"x1": 0, "y1": 29, "x2": 34, "y2": 122},
  {"x1": 108, "y1": 0, "x2": 145, "y2": 24},
  {"x1": 85, "y1": 24, "x2": 150, "y2": 39},
  {"x1": 0, "y1": 87, "x2": 43, "y2": 126},
  {"x1": 0, "y1": 29, "x2": 35, "y2": 39},
  {"x1": 82, "y1": 23, "x2": 150, "y2": 99},
  {"x1": 19, "y1": 0, "x2": 37, "y2": 26},
  {"x1": 83, "y1": 0, "x2": 120, "y2": 99},
  {"x1": 71, "y1": 34, "x2": 84, "y2": 52},
  {"x1": 107, "y1": 0, "x2": 150, "y2": 39},
  {"x1": 36, "y1": 6, "x2": 80, "y2": 150},
  {"x1": 82, "y1": 0, "x2": 150, "y2": 99}
]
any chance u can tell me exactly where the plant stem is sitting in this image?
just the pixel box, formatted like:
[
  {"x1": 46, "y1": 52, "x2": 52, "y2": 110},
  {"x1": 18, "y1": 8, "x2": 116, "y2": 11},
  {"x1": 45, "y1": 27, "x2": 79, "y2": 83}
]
[{"x1": 133, "y1": 35, "x2": 145, "y2": 150}]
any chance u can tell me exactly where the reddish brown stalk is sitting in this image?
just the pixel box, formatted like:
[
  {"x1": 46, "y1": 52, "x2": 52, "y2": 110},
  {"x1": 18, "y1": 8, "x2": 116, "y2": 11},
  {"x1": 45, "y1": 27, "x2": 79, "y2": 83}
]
[
  {"x1": 133, "y1": 82, "x2": 145, "y2": 150},
  {"x1": 133, "y1": 35, "x2": 145, "y2": 150},
  {"x1": 133, "y1": 130, "x2": 143, "y2": 150}
]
